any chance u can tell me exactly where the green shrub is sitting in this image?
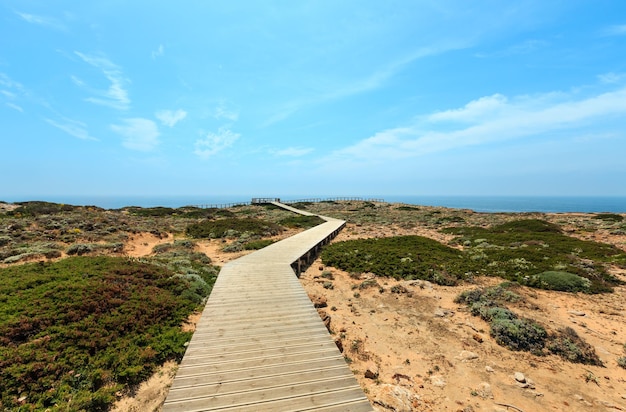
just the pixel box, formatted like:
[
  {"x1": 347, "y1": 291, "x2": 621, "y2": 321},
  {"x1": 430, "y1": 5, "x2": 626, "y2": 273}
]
[
  {"x1": 490, "y1": 317, "x2": 547, "y2": 354},
  {"x1": 397, "y1": 206, "x2": 420, "y2": 211},
  {"x1": 321, "y1": 235, "x2": 466, "y2": 285},
  {"x1": 186, "y1": 218, "x2": 283, "y2": 239},
  {"x1": 532, "y1": 271, "x2": 590, "y2": 292},
  {"x1": 0, "y1": 256, "x2": 212, "y2": 410},
  {"x1": 444, "y1": 219, "x2": 625, "y2": 293},
  {"x1": 8, "y1": 201, "x2": 80, "y2": 216},
  {"x1": 593, "y1": 213, "x2": 623, "y2": 222},
  {"x1": 548, "y1": 327, "x2": 603, "y2": 365},
  {"x1": 618, "y1": 357, "x2": 626, "y2": 369},
  {"x1": 279, "y1": 215, "x2": 325, "y2": 229},
  {"x1": 124, "y1": 206, "x2": 178, "y2": 217}
]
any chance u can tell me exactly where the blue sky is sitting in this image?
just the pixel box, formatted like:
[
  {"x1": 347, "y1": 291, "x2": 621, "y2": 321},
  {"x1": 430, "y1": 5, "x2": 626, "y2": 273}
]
[{"x1": 2, "y1": 1, "x2": 626, "y2": 200}]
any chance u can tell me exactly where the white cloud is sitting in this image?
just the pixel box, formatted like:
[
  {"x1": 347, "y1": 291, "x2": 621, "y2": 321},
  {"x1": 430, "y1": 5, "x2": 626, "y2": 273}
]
[
  {"x1": 429, "y1": 94, "x2": 509, "y2": 122},
  {"x1": 272, "y1": 147, "x2": 314, "y2": 157},
  {"x1": 475, "y1": 39, "x2": 549, "y2": 58},
  {"x1": 45, "y1": 118, "x2": 97, "y2": 141},
  {"x1": 15, "y1": 11, "x2": 67, "y2": 31},
  {"x1": 263, "y1": 42, "x2": 467, "y2": 127},
  {"x1": 74, "y1": 52, "x2": 130, "y2": 110},
  {"x1": 155, "y1": 109, "x2": 187, "y2": 127},
  {"x1": 324, "y1": 85, "x2": 626, "y2": 164},
  {"x1": 194, "y1": 127, "x2": 240, "y2": 158},
  {"x1": 0, "y1": 73, "x2": 23, "y2": 90},
  {"x1": 603, "y1": 24, "x2": 626, "y2": 36},
  {"x1": 152, "y1": 44, "x2": 164, "y2": 59},
  {"x1": 214, "y1": 104, "x2": 239, "y2": 121},
  {"x1": 598, "y1": 72, "x2": 625, "y2": 84},
  {"x1": 6, "y1": 102, "x2": 24, "y2": 112},
  {"x1": 111, "y1": 118, "x2": 160, "y2": 151}
]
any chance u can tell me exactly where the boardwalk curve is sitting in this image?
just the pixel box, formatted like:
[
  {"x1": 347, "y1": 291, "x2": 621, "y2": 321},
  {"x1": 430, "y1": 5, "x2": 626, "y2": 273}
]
[{"x1": 162, "y1": 202, "x2": 373, "y2": 411}]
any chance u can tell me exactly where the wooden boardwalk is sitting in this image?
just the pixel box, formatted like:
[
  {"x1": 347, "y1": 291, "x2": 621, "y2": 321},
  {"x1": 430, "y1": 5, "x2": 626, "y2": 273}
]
[{"x1": 162, "y1": 203, "x2": 373, "y2": 411}]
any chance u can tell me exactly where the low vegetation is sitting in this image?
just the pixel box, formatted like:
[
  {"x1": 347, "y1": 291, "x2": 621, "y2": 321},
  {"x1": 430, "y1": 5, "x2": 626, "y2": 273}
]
[
  {"x1": 321, "y1": 235, "x2": 466, "y2": 285},
  {"x1": 185, "y1": 217, "x2": 283, "y2": 239},
  {"x1": 322, "y1": 219, "x2": 625, "y2": 291},
  {"x1": 444, "y1": 219, "x2": 625, "y2": 293},
  {"x1": 279, "y1": 215, "x2": 325, "y2": 229},
  {"x1": 0, "y1": 255, "x2": 218, "y2": 411},
  {"x1": 455, "y1": 285, "x2": 602, "y2": 365}
]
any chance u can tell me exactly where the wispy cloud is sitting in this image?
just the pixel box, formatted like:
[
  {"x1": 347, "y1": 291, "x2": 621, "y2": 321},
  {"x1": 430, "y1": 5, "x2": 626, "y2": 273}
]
[
  {"x1": 111, "y1": 118, "x2": 160, "y2": 151},
  {"x1": 598, "y1": 72, "x2": 625, "y2": 84},
  {"x1": 1, "y1": 73, "x2": 26, "y2": 111},
  {"x1": 6, "y1": 102, "x2": 24, "y2": 112},
  {"x1": 475, "y1": 39, "x2": 549, "y2": 58},
  {"x1": 194, "y1": 127, "x2": 240, "y2": 158},
  {"x1": 45, "y1": 117, "x2": 97, "y2": 140},
  {"x1": 0, "y1": 73, "x2": 24, "y2": 91},
  {"x1": 271, "y1": 147, "x2": 314, "y2": 157},
  {"x1": 74, "y1": 52, "x2": 130, "y2": 110},
  {"x1": 428, "y1": 94, "x2": 509, "y2": 123},
  {"x1": 214, "y1": 104, "x2": 239, "y2": 121},
  {"x1": 603, "y1": 24, "x2": 626, "y2": 36},
  {"x1": 152, "y1": 44, "x2": 164, "y2": 59},
  {"x1": 263, "y1": 42, "x2": 467, "y2": 127},
  {"x1": 323, "y1": 85, "x2": 626, "y2": 164},
  {"x1": 15, "y1": 11, "x2": 67, "y2": 31},
  {"x1": 155, "y1": 109, "x2": 187, "y2": 127}
]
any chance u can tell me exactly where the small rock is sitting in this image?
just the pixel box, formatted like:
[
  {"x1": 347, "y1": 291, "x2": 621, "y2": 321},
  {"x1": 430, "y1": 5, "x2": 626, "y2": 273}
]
[
  {"x1": 485, "y1": 366, "x2": 495, "y2": 373},
  {"x1": 430, "y1": 375, "x2": 446, "y2": 387},
  {"x1": 372, "y1": 384, "x2": 419, "y2": 412},
  {"x1": 457, "y1": 350, "x2": 479, "y2": 361},
  {"x1": 514, "y1": 372, "x2": 526, "y2": 383},
  {"x1": 364, "y1": 362, "x2": 379, "y2": 380},
  {"x1": 310, "y1": 294, "x2": 327, "y2": 308},
  {"x1": 433, "y1": 308, "x2": 447, "y2": 317},
  {"x1": 365, "y1": 369, "x2": 379, "y2": 379},
  {"x1": 568, "y1": 310, "x2": 586, "y2": 316},
  {"x1": 334, "y1": 339, "x2": 343, "y2": 353},
  {"x1": 598, "y1": 400, "x2": 622, "y2": 409},
  {"x1": 622, "y1": 394, "x2": 626, "y2": 400},
  {"x1": 476, "y1": 382, "x2": 493, "y2": 399},
  {"x1": 573, "y1": 394, "x2": 584, "y2": 401}
]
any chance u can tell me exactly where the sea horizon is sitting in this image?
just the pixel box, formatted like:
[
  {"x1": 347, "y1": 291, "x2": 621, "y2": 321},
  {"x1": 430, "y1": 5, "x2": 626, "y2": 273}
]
[{"x1": 3, "y1": 194, "x2": 626, "y2": 214}]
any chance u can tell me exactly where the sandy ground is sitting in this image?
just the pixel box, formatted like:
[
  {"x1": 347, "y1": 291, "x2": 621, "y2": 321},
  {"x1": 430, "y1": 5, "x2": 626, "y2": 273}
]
[{"x1": 113, "y1": 221, "x2": 626, "y2": 412}]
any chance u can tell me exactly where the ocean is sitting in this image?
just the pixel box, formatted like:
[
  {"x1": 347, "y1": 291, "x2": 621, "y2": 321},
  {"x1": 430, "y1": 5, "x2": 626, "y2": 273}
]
[{"x1": 4, "y1": 195, "x2": 626, "y2": 213}]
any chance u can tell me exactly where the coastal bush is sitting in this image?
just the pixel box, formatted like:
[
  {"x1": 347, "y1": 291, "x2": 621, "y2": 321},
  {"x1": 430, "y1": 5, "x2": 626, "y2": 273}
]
[
  {"x1": 456, "y1": 286, "x2": 601, "y2": 363},
  {"x1": 279, "y1": 215, "x2": 325, "y2": 229},
  {"x1": 124, "y1": 206, "x2": 178, "y2": 217},
  {"x1": 490, "y1": 316, "x2": 547, "y2": 354},
  {"x1": 397, "y1": 205, "x2": 420, "y2": 211},
  {"x1": 186, "y1": 218, "x2": 283, "y2": 239},
  {"x1": 7, "y1": 201, "x2": 80, "y2": 216},
  {"x1": 243, "y1": 239, "x2": 275, "y2": 250},
  {"x1": 531, "y1": 271, "x2": 590, "y2": 292},
  {"x1": 444, "y1": 219, "x2": 625, "y2": 293},
  {"x1": 593, "y1": 213, "x2": 623, "y2": 222},
  {"x1": 0, "y1": 256, "x2": 213, "y2": 411},
  {"x1": 321, "y1": 235, "x2": 466, "y2": 285},
  {"x1": 548, "y1": 327, "x2": 603, "y2": 365}
]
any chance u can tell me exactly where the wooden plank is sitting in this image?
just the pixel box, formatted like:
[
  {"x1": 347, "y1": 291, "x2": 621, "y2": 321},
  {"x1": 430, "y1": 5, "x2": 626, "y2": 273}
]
[{"x1": 162, "y1": 203, "x2": 372, "y2": 411}]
